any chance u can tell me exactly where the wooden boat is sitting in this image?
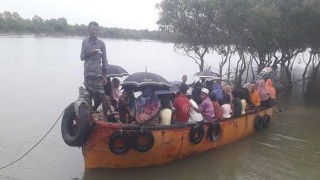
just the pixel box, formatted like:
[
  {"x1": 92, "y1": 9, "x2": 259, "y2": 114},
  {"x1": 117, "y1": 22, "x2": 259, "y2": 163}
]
[{"x1": 61, "y1": 101, "x2": 273, "y2": 168}]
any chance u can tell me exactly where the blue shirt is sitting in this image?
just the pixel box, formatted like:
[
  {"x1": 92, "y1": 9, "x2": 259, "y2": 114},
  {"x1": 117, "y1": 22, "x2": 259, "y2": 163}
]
[{"x1": 212, "y1": 83, "x2": 223, "y2": 101}]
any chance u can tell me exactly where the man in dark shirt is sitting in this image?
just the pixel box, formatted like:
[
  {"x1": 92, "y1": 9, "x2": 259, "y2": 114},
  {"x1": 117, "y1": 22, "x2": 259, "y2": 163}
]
[
  {"x1": 231, "y1": 89, "x2": 242, "y2": 118},
  {"x1": 80, "y1": 21, "x2": 109, "y2": 117}
]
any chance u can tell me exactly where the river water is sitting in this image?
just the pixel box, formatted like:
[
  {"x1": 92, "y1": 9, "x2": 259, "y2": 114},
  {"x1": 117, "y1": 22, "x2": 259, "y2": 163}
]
[{"x1": 0, "y1": 35, "x2": 319, "y2": 180}]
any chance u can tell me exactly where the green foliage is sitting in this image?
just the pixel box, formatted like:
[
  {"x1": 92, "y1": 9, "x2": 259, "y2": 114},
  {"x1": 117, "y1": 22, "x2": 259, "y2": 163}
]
[
  {"x1": 0, "y1": 11, "x2": 174, "y2": 41},
  {"x1": 157, "y1": 0, "x2": 320, "y2": 84},
  {"x1": 157, "y1": 0, "x2": 223, "y2": 71}
]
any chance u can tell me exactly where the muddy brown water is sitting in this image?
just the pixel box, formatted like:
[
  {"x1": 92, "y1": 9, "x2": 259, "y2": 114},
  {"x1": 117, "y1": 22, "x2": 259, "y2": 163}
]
[{"x1": 0, "y1": 36, "x2": 319, "y2": 180}]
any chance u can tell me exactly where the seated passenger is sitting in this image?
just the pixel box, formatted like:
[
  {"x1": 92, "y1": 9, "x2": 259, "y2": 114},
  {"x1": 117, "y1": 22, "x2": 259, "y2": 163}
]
[
  {"x1": 212, "y1": 79, "x2": 224, "y2": 105},
  {"x1": 250, "y1": 84, "x2": 261, "y2": 108},
  {"x1": 172, "y1": 84, "x2": 190, "y2": 123},
  {"x1": 238, "y1": 88, "x2": 247, "y2": 115},
  {"x1": 256, "y1": 79, "x2": 271, "y2": 107},
  {"x1": 223, "y1": 84, "x2": 233, "y2": 103},
  {"x1": 205, "y1": 80, "x2": 214, "y2": 94},
  {"x1": 105, "y1": 96, "x2": 118, "y2": 123},
  {"x1": 221, "y1": 94, "x2": 232, "y2": 118},
  {"x1": 187, "y1": 89, "x2": 203, "y2": 123},
  {"x1": 192, "y1": 81, "x2": 202, "y2": 104},
  {"x1": 266, "y1": 79, "x2": 276, "y2": 106},
  {"x1": 209, "y1": 92, "x2": 223, "y2": 120},
  {"x1": 118, "y1": 89, "x2": 134, "y2": 124},
  {"x1": 111, "y1": 78, "x2": 122, "y2": 110},
  {"x1": 159, "y1": 95, "x2": 172, "y2": 125},
  {"x1": 231, "y1": 89, "x2": 242, "y2": 117},
  {"x1": 200, "y1": 88, "x2": 215, "y2": 122},
  {"x1": 243, "y1": 83, "x2": 252, "y2": 107},
  {"x1": 134, "y1": 87, "x2": 161, "y2": 126}
]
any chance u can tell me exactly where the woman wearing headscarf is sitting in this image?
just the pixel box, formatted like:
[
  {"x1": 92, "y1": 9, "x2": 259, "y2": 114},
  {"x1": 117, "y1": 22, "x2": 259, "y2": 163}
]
[
  {"x1": 223, "y1": 84, "x2": 233, "y2": 105},
  {"x1": 240, "y1": 84, "x2": 251, "y2": 109},
  {"x1": 134, "y1": 86, "x2": 161, "y2": 126},
  {"x1": 249, "y1": 84, "x2": 261, "y2": 108},
  {"x1": 265, "y1": 79, "x2": 276, "y2": 106},
  {"x1": 212, "y1": 79, "x2": 224, "y2": 105},
  {"x1": 256, "y1": 79, "x2": 270, "y2": 107}
]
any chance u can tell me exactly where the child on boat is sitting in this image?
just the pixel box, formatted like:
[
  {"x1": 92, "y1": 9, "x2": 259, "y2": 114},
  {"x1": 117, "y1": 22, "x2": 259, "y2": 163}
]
[{"x1": 111, "y1": 78, "x2": 121, "y2": 110}]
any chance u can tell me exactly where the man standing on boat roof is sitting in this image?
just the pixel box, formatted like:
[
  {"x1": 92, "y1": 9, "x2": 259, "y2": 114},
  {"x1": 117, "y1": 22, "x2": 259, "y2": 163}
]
[
  {"x1": 80, "y1": 21, "x2": 109, "y2": 116},
  {"x1": 255, "y1": 64, "x2": 278, "y2": 83}
]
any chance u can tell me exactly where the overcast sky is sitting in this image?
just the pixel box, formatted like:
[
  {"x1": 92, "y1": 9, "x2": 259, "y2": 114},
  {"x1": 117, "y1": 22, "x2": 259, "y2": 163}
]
[{"x1": 0, "y1": 0, "x2": 162, "y2": 30}]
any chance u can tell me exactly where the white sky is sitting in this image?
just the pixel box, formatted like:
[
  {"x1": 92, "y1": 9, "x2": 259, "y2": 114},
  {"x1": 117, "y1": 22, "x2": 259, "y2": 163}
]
[{"x1": 0, "y1": 0, "x2": 162, "y2": 30}]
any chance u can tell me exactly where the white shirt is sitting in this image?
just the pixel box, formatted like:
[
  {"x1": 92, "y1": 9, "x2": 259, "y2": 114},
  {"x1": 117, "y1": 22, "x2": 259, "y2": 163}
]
[
  {"x1": 221, "y1": 104, "x2": 232, "y2": 118},
  {"x1": 188, "y1": 99, "x2": 203, "y2": 123},
  {"x1": 159, "y1": 109, "x2": 172, "y2": 125},
  {"x1": 241, "y1": 99, "x2": 246, "y2": 115}
]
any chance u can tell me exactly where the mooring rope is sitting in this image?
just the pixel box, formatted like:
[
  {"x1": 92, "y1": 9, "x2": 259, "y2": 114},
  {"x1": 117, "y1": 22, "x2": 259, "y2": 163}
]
[{"x1": 0, "y1": 109, "x2": 65, "y2": 170}]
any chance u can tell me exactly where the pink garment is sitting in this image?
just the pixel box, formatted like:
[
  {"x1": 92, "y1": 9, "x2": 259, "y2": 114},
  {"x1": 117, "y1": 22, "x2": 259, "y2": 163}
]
[
  {"x1": 200, "y1": 97, "x2": 215, "y2": 121},
  {"x1": 266, "y1": 79, "x2": 276, "y2": 99},
  {"x1": 256, "y1": 79, "x2": 270, "y2": 101},
  {"x1": 221, "y1": 104, "x2": 231, "y2": 118},
  {"x1": 112, "y1": 88, "x2": 122, "y2": 102},
  {"x1": 135, "y1": 95, "x2": 161, "y2": 125},
  {"x1": 243, "y1": 83, "x2": 252, "y2": 92}
]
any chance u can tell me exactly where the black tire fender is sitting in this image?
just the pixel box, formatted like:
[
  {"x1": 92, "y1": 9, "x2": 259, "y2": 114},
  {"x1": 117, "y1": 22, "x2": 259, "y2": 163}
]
[
  {"x1": 208, "y1": 122, "x2": 222, "y2": 142},
  {"x1": 61, "y1": 102, "x2": 92, "y2": 147},
  {"x1": 262, "y1": 114, "x2": 271, "y2": 129},
  {"x1": 254, "y1": 115, "x2": 263, "y2": 131},
  {"x1": 189, "y1": 124, "x2": 205, "y2": 144},
  {"x1": 108, "y1": 131, "x2": 131, "y2": 155},
  {"x1": 132, "y1": 128, "x2": 154, "y2": 152}
]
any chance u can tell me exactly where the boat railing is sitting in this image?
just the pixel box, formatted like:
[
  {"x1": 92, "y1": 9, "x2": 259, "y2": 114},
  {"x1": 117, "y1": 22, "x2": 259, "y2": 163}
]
[{"x1": 94, "y1": 105, "x2": 273, "y2": 130}]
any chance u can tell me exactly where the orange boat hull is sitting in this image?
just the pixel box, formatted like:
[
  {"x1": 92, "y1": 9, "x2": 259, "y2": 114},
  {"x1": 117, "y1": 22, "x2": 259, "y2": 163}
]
[{"x1": 83, "y1": 107, "x2": 273, "y2": 168}]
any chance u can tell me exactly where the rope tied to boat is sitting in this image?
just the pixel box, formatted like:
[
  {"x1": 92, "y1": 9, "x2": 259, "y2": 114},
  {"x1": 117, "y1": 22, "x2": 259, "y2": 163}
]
[{"x1": 0, "y1": 109, "x2": 65, "y2": 170}]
